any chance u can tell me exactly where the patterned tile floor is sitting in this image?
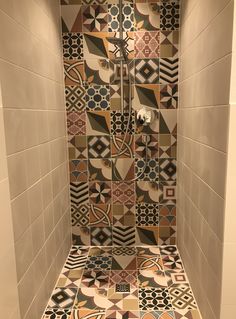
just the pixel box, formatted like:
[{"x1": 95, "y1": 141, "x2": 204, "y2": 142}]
[{"x1": 42, "y1": 246, "x2": 202, "y2": 319}]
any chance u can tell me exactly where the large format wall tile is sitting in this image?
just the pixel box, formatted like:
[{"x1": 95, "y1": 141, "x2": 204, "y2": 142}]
[{"x1": 61, "y1": 0, "x2": 179, "y2": 246}]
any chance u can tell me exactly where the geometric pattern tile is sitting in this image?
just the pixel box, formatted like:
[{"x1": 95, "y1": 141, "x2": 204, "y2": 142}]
[
  {"x1": 43, "y1": 309, "x2": 72, "y2": 319},
  {"x1": 136, "y1": 227, "x2": 159, "y2": 246},
  {"x1": 135, "y1": 158, "x2": 159, "y2": 182},
  {"x1": 112, "y1": 158, "x2": 135, "y2": 181},
  {"x1": 159, "y1": 58, "x2": 178, "y2": 84},
  {"x1": 135, "y1": 59, "x2": 159, "y2": 84},
  {"x1": 70, "y1": 159, "x2": 88, "y2": 182},
  {"x1": 89, "y1": 247, "x2": 112, "y2": 257},
  {"x1": 138, "y1": 288, "x2": 172, "y2": 311},
  {"x1": 135, "y1": 31, "x2": 160, "y2": 59},
  {"x1": 47, "y1": 288, "x2": 77, "y2": 309},
  {"x1": 112, "y1": 226, "x2": 136, "y2": 246},
  {"x1": 64, "y1": 254, "x2": 88, "y2": 270},
  {"x1": 159, "y1": 110, "x2": 177, "y2": 135},
  {"x1": 174, "y1": 309, "x2": 202, "y2": 319},
  {"x1": 86, "y1": 85, "x2": 110, "y2": 110},
  {"x1": 159, "y1": 183, "x2": 176, "y2": 205},
  {"x1": 87, "y1": 111, "x2": 111, "y2": 135},
  {"x1": 70, "y1": 182, "x2": 89, "y2": 205},
  {"x1": 68, "y1": 135, "x2": 87, "y2": 159},
  {"x1": 63, "y1": 32, "x2": 83, "y2": 60},
  {"x1": 112, "y1": 181, "x2": 135, "y2": 205},
  {"x1": 85, "y1": 256, "x2": 112, "y2": 270},
  {"x1": 134, "y1": 84, "x2": 159, "y2": 110},
  {"x1": 159, "y1": 159, "x2": 176, "y2": 182},
  {"x1": 61, "y1": 5, "x2": 82, "y2": 33},
  {"x1": 135, "y1": 203, "x2": 159, "y2": 226},
  {"x1": 135, "y1": 134, "x2": 159, "y2": 159},
  {"x1": 88, "y1": 136, "x2": 111, "y2": 158},
  {"x1": 160, "y1": 84, "x2": 178, "y2": 109},
  {"x1": 64, "y1": 60, "x2": 85, "y2": 85},
  {"x1": 160, "y1": 31, "x2": 179, "y2": 58},
  {"x1": 111, "y1": 134, "x2": 134, "y2": 158},
  {"x1": 82, "y1": 5, "x2": 108, "y2": 32},
  {"x1": 89, "y1": 181, "x2": 111, "y2": 204},
  {"x1": 67, "y1": 111, "x2": 86, "y2": 135},
  {"x1": 90, "y1": 204, "x2": 112, "y2": 227},
  {"x1": 112, "y1": 204, "x2": 135, "y2": 227},
  {"x1": 109, "y1": 270, "x2": 138, "y2": 288},
  {"x1": 111, "y1": 254, "x2": 137, "y2": 270},
  {"x1": 160, "y1": 246, "x2": 178, "y2": 256},
  {"x1": 160, "y1": 2, "x2": 180, "y2": 31},
  {"x1": 159, "y1": 134, "x2": 177, "y2": 159},
  {"x1": 159, "y1": 205, "x2": 176, "y2": 226},
  {"x1": 159, "y1": 226, "x2": 176, "y2": 245},
  {"x1": 90, "y1": 227, "x2": 113, "y2": 246},
  {"x1": 81, "y1": 270, "x2": 110, "y2": 288},
  {"x1": 83, "y1": 32, "x2": 109, "y2": 59},
  {"x1": 162, "y1": 255, "x2": 183, "y2": 271},
  {"x1": 107, "y1": 287, "x2": 139, "y2": 310},
  {"x1": 111, "y1": 111, "x2": 135, "y2": 135},
  {"x1": 56, "y1": 269, "x2": 83, "y2": 288},
  {"x1": 71, "y1": 203, "x2": 90, "y2": 226},
  {"x1": 140, "y1": 311, "x2": 175, "y2": 319},
  {"x1": 106, "y1": 310, "x2": 140, "y2": 319},
  {"x1": 65, "y1": 86, "x2": 86, "y2": 111},
  {"x1": 165, "y1": 270, "x2": 188, "y2": 287},
  {"x1": 108, "y1": 4, "x2": 134, "y2": 32},
  {"x1": 169, "y1": 284, "x2": 197, "y2": 310}
]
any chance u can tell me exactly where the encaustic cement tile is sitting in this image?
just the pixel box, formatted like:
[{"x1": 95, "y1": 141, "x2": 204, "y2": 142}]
[
  {"x1": 106, "y1": 310, "x2": 140, "y2": 319},
  {"x1": 109, "y1": 270, "x2": 138, "y2": 288},
  {"x1": 139, "y1": 287, "x2": 172, "y2": 311},
  {"x1": 43, "y1": 309, "x2": 72, "y2": 319},
  {"x1": 71, "y1": 309, "x2": 106, "y2": 319},
  {"x1": 140, "y1": 311, "x2": 175, "y2": 319},
  {"x1": 74, "y1": 287, "x2": 109, "y2": 309},
  {"x1": 107, "y1": 287, "x2": 139, "y2": 310}
]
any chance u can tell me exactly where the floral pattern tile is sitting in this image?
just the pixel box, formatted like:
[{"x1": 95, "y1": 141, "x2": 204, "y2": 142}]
[{"x1": 135, "y1": 31, "x2": 160, "y2": 58}]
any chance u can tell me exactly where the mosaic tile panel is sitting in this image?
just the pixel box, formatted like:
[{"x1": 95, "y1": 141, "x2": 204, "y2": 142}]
[
  {"x1": 43, "y1": 246, "x2": 201, "y2": 318},
  {"x1": 61, "y1": 1, "x2": 179, "y2": 246}
]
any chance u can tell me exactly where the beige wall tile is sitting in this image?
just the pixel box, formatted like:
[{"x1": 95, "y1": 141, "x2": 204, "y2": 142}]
[
  {"x1": 178, "y1": 1, "x2": 234, "y2": 318},
  {"x1": 0, "y1": 0, "x2": 70, "y2": 317}
]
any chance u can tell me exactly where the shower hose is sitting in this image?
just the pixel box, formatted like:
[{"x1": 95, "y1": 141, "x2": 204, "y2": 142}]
[{"x1": 112, "y1": 61, "x2": 148, "y2": 181}]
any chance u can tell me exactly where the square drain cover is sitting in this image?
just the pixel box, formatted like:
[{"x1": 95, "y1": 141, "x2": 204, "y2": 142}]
[{"x1": 115, "y1": 283, "x2": 130, "y2": 293}]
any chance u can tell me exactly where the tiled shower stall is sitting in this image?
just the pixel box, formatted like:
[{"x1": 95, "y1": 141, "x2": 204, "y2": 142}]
[{"x1": 61, "y1": 0, "x2": 179, "y2": 246}]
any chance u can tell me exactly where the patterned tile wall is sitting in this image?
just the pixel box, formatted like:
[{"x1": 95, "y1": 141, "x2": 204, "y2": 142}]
[{"x1": 60, "y1": 0, "x2": 179, "y2": 246}]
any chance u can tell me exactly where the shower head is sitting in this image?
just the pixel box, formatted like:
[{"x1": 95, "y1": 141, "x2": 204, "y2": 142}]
[{"x1": 106, "y1": 37, "x2": 128, "y2": 61}]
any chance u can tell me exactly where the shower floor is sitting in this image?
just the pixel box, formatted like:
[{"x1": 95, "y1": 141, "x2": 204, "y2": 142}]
[{"x1": 42, "y1": 246, "x2": 201, "y2": 319}]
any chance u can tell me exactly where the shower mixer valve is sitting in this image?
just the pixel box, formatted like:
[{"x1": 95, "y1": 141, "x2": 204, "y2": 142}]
[{"x1": 137, "y1": 107, "x2": 154, "y2": 126}]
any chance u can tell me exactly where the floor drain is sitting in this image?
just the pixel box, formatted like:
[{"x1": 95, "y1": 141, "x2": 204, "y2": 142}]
[{"x1": 115, "y1": 283, "x2": 130, "y2": 293}]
